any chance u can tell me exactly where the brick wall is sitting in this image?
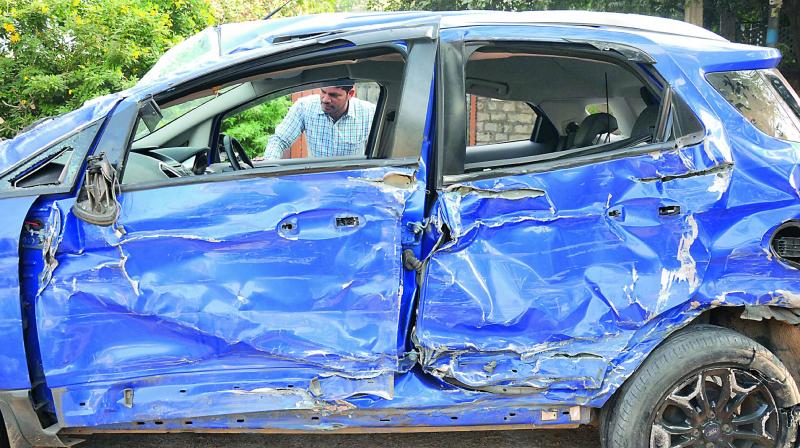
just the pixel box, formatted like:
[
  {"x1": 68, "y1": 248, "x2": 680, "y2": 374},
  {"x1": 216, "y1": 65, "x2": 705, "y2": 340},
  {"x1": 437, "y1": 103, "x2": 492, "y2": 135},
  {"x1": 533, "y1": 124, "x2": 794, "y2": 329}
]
[{"x1": 469, "y1": 96, "x2": 537, "y2": 145}]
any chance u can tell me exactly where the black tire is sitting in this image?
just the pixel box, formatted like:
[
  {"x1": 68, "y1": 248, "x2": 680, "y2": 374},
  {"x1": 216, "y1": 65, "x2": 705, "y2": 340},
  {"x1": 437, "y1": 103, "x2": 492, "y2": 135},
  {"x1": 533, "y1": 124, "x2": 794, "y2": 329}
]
[{"x1": 602, "y1": 324, "x2": 800, "y2": 448}]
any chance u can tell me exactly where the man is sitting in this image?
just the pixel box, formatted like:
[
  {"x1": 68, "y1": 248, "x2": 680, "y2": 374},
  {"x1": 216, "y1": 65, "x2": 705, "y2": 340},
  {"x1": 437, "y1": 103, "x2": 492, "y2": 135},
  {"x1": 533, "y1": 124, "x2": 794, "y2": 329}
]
[{"x1": 262, "y1": 85, "x2": 376, "y2": 160}]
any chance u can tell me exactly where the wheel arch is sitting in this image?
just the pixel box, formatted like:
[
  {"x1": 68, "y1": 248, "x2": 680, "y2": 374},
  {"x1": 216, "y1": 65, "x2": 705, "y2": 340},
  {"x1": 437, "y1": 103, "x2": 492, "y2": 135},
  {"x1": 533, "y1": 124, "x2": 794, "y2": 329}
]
[
  {"x1": 700, "y1": 305, "x2": 800, "y2": 403},
  {"x1": 601, "y1": 321, "x2": 800, "y2": 448},
  {"x1": 605, "y1": 305, "x2": 800, "y2": 410}
]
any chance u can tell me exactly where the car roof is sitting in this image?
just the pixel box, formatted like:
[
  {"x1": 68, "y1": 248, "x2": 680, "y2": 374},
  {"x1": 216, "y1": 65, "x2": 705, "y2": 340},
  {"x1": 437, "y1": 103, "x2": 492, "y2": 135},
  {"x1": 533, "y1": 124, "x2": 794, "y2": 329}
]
[
  {"x1": 439, "y1": 10, "x2": 725, "y2": 40},
  {"x1": 140, "y1": 10, "x2": 769, "y2": 88},
  {"x1": 266, "y1": 10, "x2": 726, "y2": 42}
]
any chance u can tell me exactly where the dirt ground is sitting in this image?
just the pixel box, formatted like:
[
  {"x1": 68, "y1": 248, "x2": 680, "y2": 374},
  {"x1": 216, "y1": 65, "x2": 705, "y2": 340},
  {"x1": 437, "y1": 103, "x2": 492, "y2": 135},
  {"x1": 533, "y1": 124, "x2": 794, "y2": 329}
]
[{"x1": 78, "y1": 427, "x2": 601, "y2": 447}]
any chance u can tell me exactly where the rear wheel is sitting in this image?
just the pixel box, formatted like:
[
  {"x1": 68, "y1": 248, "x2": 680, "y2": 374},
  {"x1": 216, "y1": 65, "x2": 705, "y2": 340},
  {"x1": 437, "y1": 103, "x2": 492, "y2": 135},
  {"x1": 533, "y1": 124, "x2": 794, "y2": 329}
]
[{"x1": 602, "y1": 325, "x2": 799, "y2": 448}]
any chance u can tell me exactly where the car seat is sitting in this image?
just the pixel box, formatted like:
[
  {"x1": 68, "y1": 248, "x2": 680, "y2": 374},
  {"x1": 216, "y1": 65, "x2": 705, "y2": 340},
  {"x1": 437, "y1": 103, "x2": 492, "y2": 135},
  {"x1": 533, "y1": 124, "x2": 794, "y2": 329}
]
[
  {"x1": 630, "y1": 87, "x2": 660, "y2": 140},
  {"x1": 572, "y1": 112, "x2": 618, "y2": 148}
]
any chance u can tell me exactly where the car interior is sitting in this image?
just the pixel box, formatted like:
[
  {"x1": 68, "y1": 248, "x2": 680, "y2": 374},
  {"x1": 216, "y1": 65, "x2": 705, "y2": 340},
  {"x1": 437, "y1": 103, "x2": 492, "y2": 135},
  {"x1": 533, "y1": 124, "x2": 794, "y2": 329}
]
[
  {"x1": 7, "y1": 44, "x2": 675, "y2": 189},
  {"x1": 462, "y1": 47, "x2": 663, "y2": 171},
  {"x1": 122, "y1": 49, "x2": 407, "y2": 185}
]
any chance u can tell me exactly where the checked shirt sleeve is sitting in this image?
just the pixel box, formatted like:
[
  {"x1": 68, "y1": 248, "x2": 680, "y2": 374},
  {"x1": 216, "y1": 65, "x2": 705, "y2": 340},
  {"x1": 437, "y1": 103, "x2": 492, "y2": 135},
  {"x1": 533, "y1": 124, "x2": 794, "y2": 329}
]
[{"x1": 263, "y1": 100, "x2": 306, "y2": 159}]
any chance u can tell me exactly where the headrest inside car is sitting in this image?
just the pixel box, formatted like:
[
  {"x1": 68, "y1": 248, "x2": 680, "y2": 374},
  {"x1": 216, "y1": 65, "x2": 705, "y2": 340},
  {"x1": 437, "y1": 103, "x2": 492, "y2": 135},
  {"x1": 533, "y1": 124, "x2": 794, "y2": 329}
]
[{"x1": 573, "y1": 112, "x2": 619, "y2": 148}]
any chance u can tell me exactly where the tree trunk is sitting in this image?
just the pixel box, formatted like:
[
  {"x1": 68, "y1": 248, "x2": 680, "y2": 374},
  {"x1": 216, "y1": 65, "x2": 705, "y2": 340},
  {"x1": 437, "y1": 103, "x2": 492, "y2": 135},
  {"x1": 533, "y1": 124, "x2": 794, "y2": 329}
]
[
  {"x1": 785, "y1": 0, "x2": 800, "y2": 64},
  {"x1": 719, "y1": 3, "x2": 737, "y2": 40},
  {"x1": 685, "y1": 0, "x2": 703, "y2": 26}
]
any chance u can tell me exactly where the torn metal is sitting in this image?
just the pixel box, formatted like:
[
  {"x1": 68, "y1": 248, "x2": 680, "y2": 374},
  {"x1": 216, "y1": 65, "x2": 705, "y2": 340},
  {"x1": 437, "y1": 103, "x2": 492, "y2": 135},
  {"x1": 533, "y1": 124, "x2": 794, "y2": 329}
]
[
  {"x1": 31, "y1": 165, "x2": 421, "y2": 426},
  {"x1": 2, "y1": 9, "x2": 800, "y2": 441}
]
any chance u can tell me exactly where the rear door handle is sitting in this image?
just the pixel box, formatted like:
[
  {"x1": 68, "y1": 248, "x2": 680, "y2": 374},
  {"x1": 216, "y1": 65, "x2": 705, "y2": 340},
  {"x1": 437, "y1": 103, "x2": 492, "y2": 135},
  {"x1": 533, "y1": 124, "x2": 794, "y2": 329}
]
[
  {"x1": 658, "y1": 205, "x2": 681, "y2": 216},
  {"x1": 335, "y1": 216, "x2": 360, "y2": 228}
]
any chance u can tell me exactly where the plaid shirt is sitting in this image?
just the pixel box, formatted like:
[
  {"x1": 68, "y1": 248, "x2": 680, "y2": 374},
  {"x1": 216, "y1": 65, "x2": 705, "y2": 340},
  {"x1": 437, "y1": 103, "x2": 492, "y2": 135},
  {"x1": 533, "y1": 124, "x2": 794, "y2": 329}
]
[{"x1": 264, "y1": 95, "x2": 376, "y2": 159}]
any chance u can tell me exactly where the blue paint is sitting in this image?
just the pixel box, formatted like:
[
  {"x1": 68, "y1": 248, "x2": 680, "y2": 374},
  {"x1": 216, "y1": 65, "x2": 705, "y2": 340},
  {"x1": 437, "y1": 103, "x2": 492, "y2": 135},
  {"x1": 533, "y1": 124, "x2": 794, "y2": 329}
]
[
  {"x1": 35, "y1": 165, "x2": 422, "y2": 425},
  {"x1": 2, "y1": 10, "x2": 800, "y2": 436},
  {"x1": 0, "y1": 96, "x2": 119, "y2": 175},
  {"x1": 0, "y1": 196, "x2": 39, "y2": 389},
  {"x1": 416, "y1": 139, "x2": 720, "y2": 394}
]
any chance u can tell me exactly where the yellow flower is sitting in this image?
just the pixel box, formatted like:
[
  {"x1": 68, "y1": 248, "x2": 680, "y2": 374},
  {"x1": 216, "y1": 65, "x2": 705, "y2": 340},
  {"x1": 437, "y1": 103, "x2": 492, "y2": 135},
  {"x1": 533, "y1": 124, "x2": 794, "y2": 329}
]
[
  {"x1": 68, "y1": 89, "x2": 73, "y2": 95},
  {"x1": 40, "y1": 5, "x2": 49, "y2": 14},
  {"x1": 9, "y1": 33, "x2": 20, "y2": 44},
  {"x1": 72, "y1": 0, "x2": 80, "y2": 6},
  {"x1": 23, "y1": 76, "x2": 28, "y2": 81},
  {"x1": 75, "y1": 16, "x2": 83, "y2": 25},
  {"x1": 3, "y1": 23, "x2": 15, "y2": 33}
]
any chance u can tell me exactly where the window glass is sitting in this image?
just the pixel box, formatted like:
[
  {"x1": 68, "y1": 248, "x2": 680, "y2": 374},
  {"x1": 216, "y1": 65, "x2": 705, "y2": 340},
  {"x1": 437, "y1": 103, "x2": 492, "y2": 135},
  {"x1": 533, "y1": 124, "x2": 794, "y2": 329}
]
[
  {"x1": 134, "y1": 86, "x2": 238, "y2": 140},
  {"x1": 122, "y1": 47, "x2": 407, "y2": 185},
  {"x1": 462, "y1": 47, "x2": 657, "y2": 169},
  {"x1": 764, "y1": 70, "x2": 800, "y2": 119},
  {"x1": 707, "y1": 69, "x2": 800, "y2": 142}
]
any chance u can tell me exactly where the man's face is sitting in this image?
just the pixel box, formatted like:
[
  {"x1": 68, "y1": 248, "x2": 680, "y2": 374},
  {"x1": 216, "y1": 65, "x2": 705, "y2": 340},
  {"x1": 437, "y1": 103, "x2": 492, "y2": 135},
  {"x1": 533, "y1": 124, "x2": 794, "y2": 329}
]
[{"x1": 320, "y1": 87, "x2": 353, "y2": 118}]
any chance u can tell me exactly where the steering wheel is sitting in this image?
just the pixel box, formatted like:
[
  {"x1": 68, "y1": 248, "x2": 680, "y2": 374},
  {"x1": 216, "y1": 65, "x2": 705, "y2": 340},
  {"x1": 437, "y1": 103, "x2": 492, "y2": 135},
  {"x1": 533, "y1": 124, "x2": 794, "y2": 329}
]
[{"x1": 222, "y1": 135, "x2": 254, "y2": 170}]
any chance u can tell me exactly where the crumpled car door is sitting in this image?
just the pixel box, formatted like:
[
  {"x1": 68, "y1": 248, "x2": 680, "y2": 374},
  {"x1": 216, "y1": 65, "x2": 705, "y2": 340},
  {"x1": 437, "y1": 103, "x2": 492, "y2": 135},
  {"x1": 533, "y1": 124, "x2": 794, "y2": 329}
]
[
  {"x1": 31, "y1": 25, "x2": 437, "y2": 427},
  {"x1": 414, "y1": 29, "x2": 728, "y2": 397},
  {"x1": 416, "y1": 140, "x2": 727, "y2": 395}
]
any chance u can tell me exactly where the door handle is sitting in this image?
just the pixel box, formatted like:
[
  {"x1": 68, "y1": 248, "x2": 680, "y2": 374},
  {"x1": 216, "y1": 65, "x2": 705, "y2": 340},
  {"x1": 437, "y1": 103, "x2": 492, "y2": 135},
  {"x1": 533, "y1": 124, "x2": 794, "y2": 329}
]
[
  {"x1": 658, "y1": 205, "x2": 681, "y2": 216},
  {"x1": 335, "y1": 216, "x2": 360, "y2": 228}
]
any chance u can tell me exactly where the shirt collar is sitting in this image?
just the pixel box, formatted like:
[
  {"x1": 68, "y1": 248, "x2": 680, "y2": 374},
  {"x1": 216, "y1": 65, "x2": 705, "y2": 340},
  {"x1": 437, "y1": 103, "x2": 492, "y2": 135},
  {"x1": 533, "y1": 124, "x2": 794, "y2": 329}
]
[{"x1": 316, "y1": 99, "x2": 353, "y2": 120}]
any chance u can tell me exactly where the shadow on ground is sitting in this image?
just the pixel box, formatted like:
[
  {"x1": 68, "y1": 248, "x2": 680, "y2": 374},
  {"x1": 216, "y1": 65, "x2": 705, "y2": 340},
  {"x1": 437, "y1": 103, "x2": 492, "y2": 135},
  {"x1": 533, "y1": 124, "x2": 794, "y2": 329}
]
[{"x1": 78, "y1": 427, "x2": 601, "y2": 447}]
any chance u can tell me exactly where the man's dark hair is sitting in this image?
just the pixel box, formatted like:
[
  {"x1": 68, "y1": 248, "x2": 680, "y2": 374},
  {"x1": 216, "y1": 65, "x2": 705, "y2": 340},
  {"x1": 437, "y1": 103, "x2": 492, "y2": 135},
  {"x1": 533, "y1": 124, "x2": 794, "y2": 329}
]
[{"x1": 333, "y1": 84, "x2": 354, "y2": 92}]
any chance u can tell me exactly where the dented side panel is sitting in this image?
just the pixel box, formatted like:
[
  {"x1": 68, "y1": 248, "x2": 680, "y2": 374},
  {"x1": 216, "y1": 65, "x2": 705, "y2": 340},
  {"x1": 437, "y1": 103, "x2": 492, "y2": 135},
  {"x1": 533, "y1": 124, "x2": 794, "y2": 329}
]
[
  {"x1": 0, "y1": 196, "x2": 39, "y2": 390},
  {"x1": 416, "y1": 28, "x2": 800, "y2": 407},
  {"x1": 34, "y1": 166, "x2": 420, "y2": 426},
  {"x1": 418, "y1": 140, "x2": 724, "y2": 392}
]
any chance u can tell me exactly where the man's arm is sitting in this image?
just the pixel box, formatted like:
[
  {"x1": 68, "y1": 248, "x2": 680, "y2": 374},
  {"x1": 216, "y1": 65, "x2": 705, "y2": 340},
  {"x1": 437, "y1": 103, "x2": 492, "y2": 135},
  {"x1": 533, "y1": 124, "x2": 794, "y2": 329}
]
[{"x1": 263, "y1": 100, "x2": 306, "y2": 159}]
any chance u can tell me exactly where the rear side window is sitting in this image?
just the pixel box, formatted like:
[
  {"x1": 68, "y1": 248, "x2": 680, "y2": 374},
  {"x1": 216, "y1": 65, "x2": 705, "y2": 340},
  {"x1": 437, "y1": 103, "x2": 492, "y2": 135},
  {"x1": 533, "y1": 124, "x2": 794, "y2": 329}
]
[{"x1": 707, "y1": 69, "x2": 800, "y2": 142}]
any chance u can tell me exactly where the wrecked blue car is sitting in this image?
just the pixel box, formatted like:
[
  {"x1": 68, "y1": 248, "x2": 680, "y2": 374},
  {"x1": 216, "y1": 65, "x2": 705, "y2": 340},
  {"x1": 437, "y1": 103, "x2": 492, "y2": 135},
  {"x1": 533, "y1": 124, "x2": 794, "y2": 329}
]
[{"x1": 3, "y1": 9, "x2": 800, "y2": 448}]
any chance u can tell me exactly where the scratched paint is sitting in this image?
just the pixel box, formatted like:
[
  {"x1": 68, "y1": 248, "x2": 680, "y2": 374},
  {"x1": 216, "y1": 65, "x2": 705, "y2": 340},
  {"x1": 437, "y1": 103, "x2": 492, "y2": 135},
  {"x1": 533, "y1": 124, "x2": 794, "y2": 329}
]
[
  {"x1": 31, "y1": 166, "x2": 420, "y2": 426},
  {"x1": 1, "y1": 10, "x2": 800, "y2": 438}
]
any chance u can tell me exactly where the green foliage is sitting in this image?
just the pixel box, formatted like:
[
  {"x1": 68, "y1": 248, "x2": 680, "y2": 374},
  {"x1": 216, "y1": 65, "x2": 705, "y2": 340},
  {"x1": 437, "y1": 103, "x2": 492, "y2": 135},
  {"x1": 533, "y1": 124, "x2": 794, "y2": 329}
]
[
  {"x1": 367, "y1": 0, "x2": 549, "y2": 12},
  {"x1": 208, "y1": 0, "x2": 336, "y2": 23},
  {"x1": 0, "y1": 0, "x2": 338, "y2": 138},
  {"x1": 0, "y1": 0, "x2": 215, "y2": 138},
  {"x1": 221, "y1": 97, "x2": 292, "y2": 159},
  {"x1": 366, "y1": 0, "x2": 683, "y2": 17}
]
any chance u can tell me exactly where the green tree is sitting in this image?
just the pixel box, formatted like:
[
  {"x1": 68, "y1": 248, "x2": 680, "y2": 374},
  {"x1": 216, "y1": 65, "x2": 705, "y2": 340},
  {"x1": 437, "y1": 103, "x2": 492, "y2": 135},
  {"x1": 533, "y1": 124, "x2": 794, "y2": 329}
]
[
  {"x1": 0, "y1": 0, "x2": 214, "y2": 138},
  {"x1": 0, "y1": 0, "x2": 337, "y2": 138},
  {"x1": 221, "y1": 97, "x2": 292, "y2": 159},
  {"x1": 367, "y1": 0, "x2": 684, "y2": 17},
  {"x1": 208, "y1": 0, "x2": 336, "y2": 23}
]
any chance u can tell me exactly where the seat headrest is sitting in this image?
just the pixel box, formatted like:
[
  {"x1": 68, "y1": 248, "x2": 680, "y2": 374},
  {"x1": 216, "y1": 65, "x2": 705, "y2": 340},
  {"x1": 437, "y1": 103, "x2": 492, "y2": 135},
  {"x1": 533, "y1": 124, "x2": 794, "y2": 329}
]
[
  {"x1": 573, "y1": 113, "x2": 618, "y2": 148},
  {"x1": 631, "y1": 105, "x2": 659, "y2": 140},
  {"x1": 640, "y1": 87, "x2": 659, "y2": 106}
]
